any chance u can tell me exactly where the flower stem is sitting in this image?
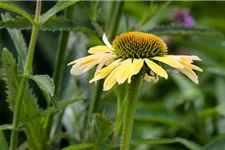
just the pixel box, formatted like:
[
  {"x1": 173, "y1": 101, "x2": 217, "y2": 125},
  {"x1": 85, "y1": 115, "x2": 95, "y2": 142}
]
[
  {"x1": 53, "y1": 5, "x2": 75, "y2": 96},
  {"x1": 9, "y1": 1, "x2": 41, "y2": 150},
  {"x1": 120, "y1": 73, "x2": 142, "y2": 150}
]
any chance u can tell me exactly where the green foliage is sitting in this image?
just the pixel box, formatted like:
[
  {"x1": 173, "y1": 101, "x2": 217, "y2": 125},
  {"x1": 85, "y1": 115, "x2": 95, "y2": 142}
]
[
  {"x1": 40, "y1": 0, "x2": 79, "y2": 25},
  {"x1": 147, "y1": 26, "x2": 224, "y2": 37},
  {"x1": 0, "y1": 131, "x2": 8, "y2": 150},
  {"x1": 1, "y1": 13, "x2": 27, "y2": 73},
  {"x1": 0, "y1": 1, "x2": 34, "y2": 25},
  {"x1": 87, "y1": 114, "x2": 114, "y2": 147},
  {"x1": 202, "y1": 136, "x2": 225, "y2": 150},
  {"x1": 61, "y1": 143, "x2": 95, "y2": 150}
]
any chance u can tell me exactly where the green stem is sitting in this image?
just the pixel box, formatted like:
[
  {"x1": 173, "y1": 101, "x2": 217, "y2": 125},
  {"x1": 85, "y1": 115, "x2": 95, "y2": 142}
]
[
  {"x1": 120, "y1": 73, "x2": 142, "y2": 150},
  {"x1": 9, "y1": 1, "x2": 41, "y2": 150},
  {"x1": 53, "y1": 5, "x2": 75, "y2": 96}
]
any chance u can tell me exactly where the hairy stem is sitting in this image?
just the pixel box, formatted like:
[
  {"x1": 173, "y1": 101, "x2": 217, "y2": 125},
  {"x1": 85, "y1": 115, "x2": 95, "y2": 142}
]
[
  {"x1": 10, "y1": 1, "x2": 41, "y2": 150},
  {"x1": 120, "y1": 73, "x2": 142, "y2": 150}
]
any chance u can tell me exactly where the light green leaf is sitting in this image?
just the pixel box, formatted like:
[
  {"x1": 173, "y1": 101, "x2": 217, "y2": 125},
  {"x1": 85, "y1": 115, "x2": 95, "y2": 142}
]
[
  {"x1": 202, "y1": 136, "x2": 225, "y2": 150},
  {"x1": 40, "y1": 0, "x2": 79, "y2": 25},
  {"x1": 1, "y1": 13, "x2": 27, "y2": 73},
  {"x1": 147, "y1": 26, "x2": 224, "y2": 38},
  {"x1": 28, "y1": 74, "x2": 55, "y2": 96},
  {"x1": 61, "y1": 143, "x2": 95, "y2": 150},
  {"x1": 0, "y1": 1, "x2": 34, "y2": 25},
  {"x1": 132, "y1": 138, "x2": 201, "y2": 150},
  {"x1": 0, "y1": 131, "x2": 8, "y2": 150},
  {"x1": 50, "y1": 95, "x2": 61, "y2": 111},
  {"x1": 0, "y1": 124, "x2": 12, "y2": 131}
]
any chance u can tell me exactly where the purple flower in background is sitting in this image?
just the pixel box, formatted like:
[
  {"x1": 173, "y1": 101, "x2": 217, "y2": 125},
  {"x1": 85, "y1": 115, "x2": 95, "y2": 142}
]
[{"x1": 169, "y1": 8, "x2": 195, "y2": 27}]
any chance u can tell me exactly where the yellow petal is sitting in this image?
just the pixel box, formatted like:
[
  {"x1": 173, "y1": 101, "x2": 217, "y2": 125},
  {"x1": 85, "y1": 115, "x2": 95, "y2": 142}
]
[
  {"x1": 144, "y1": 74, "x2": 151, "y2": 82},
  {"x1": 88, "y1": 45, "x2": 112, "y2": 54},
  {"x1": 89, "y1": 59, "x2": 121, "y2": 83},
  {"x1": 128, "y1": 59, "x2": 144, "y2": 83},
  {"x1": 153, "y1": 57, "x2": 183, "y2": 68},
  {"x1": 183, "y1": 63, "x2": 203, "y2": 72},
  {"x1": 67, "y1": 54, "x2": 100, "y2": 66},
  {"x1": 103, "y1": 68, "x2": 118, "y2": 91},
  {"x1": 116, "y1": 59, "x2": 132, "y2": 84},
  {"x1": 144, "y1": 59, "x2": 168, "y2": 79},
  {"x1": 177, "y1": 68, "x2": 199, "y2": 84}
]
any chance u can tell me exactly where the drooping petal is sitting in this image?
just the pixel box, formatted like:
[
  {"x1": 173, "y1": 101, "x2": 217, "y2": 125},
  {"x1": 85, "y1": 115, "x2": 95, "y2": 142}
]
[
  {"x1": 103, "y1": 33, "x2": 114, "y2": 50},
  {"x1": 67, "y1": 54, "x2": 101, "y2": 66},
  {"x1": 116, "y1": 59, "x2": 132, "y2": 84},
  {"x1": 177, "y1": 68, "x2": 199, "y2": 84},
  {"x1": 103, "y1": 68, "x2": 118, "y2": 91},
  {"x1": 152, "y1": 56, "x2": 183, "y2": 68},
  {"x1": 166, "y1": 55, "x2": 201, "y2": 63},
  {"x1": 128, "y1": 59, "x2": 144, "y2": 83},
  {"x1": 88, "y1": 45, "x2": 112, "y2": 54},
  {"x1": 70, "y1": 60, "x2": 98, "y2": 75},
  {"x1": 144, "y1": 59, "x2": 168, "y2": 79},
  {"x1": 182, "y1": 63, "x2": 203, "y2": 72},
  {"x1": 89, "y1": 59, "x2": 121, "y2": 83}
]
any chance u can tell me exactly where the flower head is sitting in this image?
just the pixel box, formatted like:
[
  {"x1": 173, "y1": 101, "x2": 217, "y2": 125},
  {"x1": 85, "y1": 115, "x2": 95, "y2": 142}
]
[
  {"x1": 169, "y1": 8, "x2": 195, "y2": 27},
  {"x1": 68, "y1": 32, "x2": 202, "y2": 91}
]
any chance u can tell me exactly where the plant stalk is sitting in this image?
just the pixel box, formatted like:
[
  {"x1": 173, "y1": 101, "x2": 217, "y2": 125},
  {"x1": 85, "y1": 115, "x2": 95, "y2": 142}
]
[
  {"x1": 120, "y1": 73, "x2": 142, "y2": 150},
  {"x1": 9, "y1": 1, "x2": 41, "y2": 150}
]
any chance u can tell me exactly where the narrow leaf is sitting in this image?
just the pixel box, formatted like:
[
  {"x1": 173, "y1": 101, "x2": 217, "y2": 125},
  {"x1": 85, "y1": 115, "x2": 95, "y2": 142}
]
[
  {"x1": 1, "y1": 13, "x2": 27, "y2": 73},
  {"x1": 40, "y1": 0, "x2": 79, "y2": 25},
  {"x1": 147, "y1": 26, "x2": 224, "y2": 38},
  {"x1": 62, "y1": 143, "x2": 94, "y2": 150},
  {"x1": 0, "y1": 131, "x2": 8, "y2": 150},
  {"x1": 28, "y1": 74, "x2": 55, "y2": 96},
  {"x1": 132, "y1": 138, "x2": 201, "y2": 150},
  {"x1": 0, "y1": 124, "x2": 12, "y2": 131},
  {"x1": 0, "y1": 1, "x2": 34, "y2": 25}
]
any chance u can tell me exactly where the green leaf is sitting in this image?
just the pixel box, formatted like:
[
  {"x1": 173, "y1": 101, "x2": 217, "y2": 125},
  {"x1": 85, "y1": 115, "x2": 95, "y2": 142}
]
[
  {"x1": 132, "y1": 138, "x2": 201, "y2": 150},
  {"x1": 0, "y1": 124, "x2": 12, "y2": 131},
  {"x1": 1, "y1": 48, "x2": 49, "y2": 149},
  {"x1": 40, "y1": 0, "x2": 79, "y2": 25},
  {"x1": 0, "y1": 1, "x2": 34, "y2": 25},
  {"x1": 1, "y1": 13, "x2": 27, "y2": 73},
  {"x1": 147, "y1": 26, "x2": 224, "y2": 38},
  {"x1": 0, "y1": 16, "x2": 98, "y2": 37},
  {"x1": 202, "y1": 136, "x2": 225, "y2": 150},
  {"x1": 28, "y1": 74, "x2": 55, "y2": 96},
  {"x1": 0, "y1": 131, "x2": 8, "y2": 150},
  {"x1": 61, "y1": 143, "x2": 95, "y2": 150},
  {"x1": 87, "y1": 114, "x2": 114, "y2": 144}
]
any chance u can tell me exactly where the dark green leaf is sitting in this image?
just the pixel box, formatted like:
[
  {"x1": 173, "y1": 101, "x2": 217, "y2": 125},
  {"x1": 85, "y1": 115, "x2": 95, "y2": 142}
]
[
  {"x1": 202, "y1": 136, "x2": 225, "y2": 150},
  {"x1": 1, "y1": 13, "x2": 27, "y2": 73},
  {"x1": 147, "y1": 26, "x2": 224, "y2": 38},
  {"x1": 28, "y1": 74, "x2": 55, "y2": 96},
  {"x1": 0, "y1": 1, "x2": 34, "y2": 25},
  {"x1": 0, "y1": 131, "x2": 8, "y2": 150},
  {"x1": 40, "y1": 0, "x2": 79, "y2": 25},
  {"x1": 61, "y1": 143, "x2": 94, "y2": 150},
  {"x1": 87, "y1": 114, "x2": 114, "y2": 144},
  {"x1": 132, "y1": 138, "x2": 201, "y2": 150}
]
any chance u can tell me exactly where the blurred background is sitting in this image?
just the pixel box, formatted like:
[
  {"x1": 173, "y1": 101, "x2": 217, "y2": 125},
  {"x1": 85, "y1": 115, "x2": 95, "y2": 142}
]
[{"x1": 1, "y1": 1, "x2": 225, "y2": 150}]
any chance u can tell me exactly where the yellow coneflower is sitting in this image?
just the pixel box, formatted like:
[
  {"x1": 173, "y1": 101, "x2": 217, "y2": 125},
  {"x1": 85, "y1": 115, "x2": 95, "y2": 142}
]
[{"x1": 68, "y1": 32, "x2": 202, "y2": 90}]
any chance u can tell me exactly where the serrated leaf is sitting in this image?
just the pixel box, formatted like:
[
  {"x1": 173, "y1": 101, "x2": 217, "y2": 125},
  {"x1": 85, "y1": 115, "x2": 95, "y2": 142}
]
[
  {"x1": 87, "y1": 113, "x2": 114, "y2": 144},
  {"x1": 61, "y1": 143, "x2": 94, "y2": 150},
  {"x1": 1, "y1": 13, "x2": 27, "y2": 73},
  {"x1": 147, "y1": 26, "x2": 224, "y2": 38},
  {"x1": 50, "y1": 95, "x2": 61, "y2": 111},
  {"x1": 1, "y1": 48, "x2": 49, "y2": 149},
  {"x1": 40, "y1": 0, "x2": 79, "y2": 25},
  {"x1": 28, "y1": 74, "x2": 55, "y2": 96},
  {"x1": 202, "y1": 136, "x2": 225, "y2": 150},
  {"x1": 0, "y1": 1, "x2": 34, "y2": 25},
  {"x1": 0, "y1": 124, "x2": 12, "y2": 131},
  {"x1": 0, "y1": 131, "x2": 8, "y2": 150},
  {"x1": 131, "y1": 138, "x2": 201, "y2": 150}
]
